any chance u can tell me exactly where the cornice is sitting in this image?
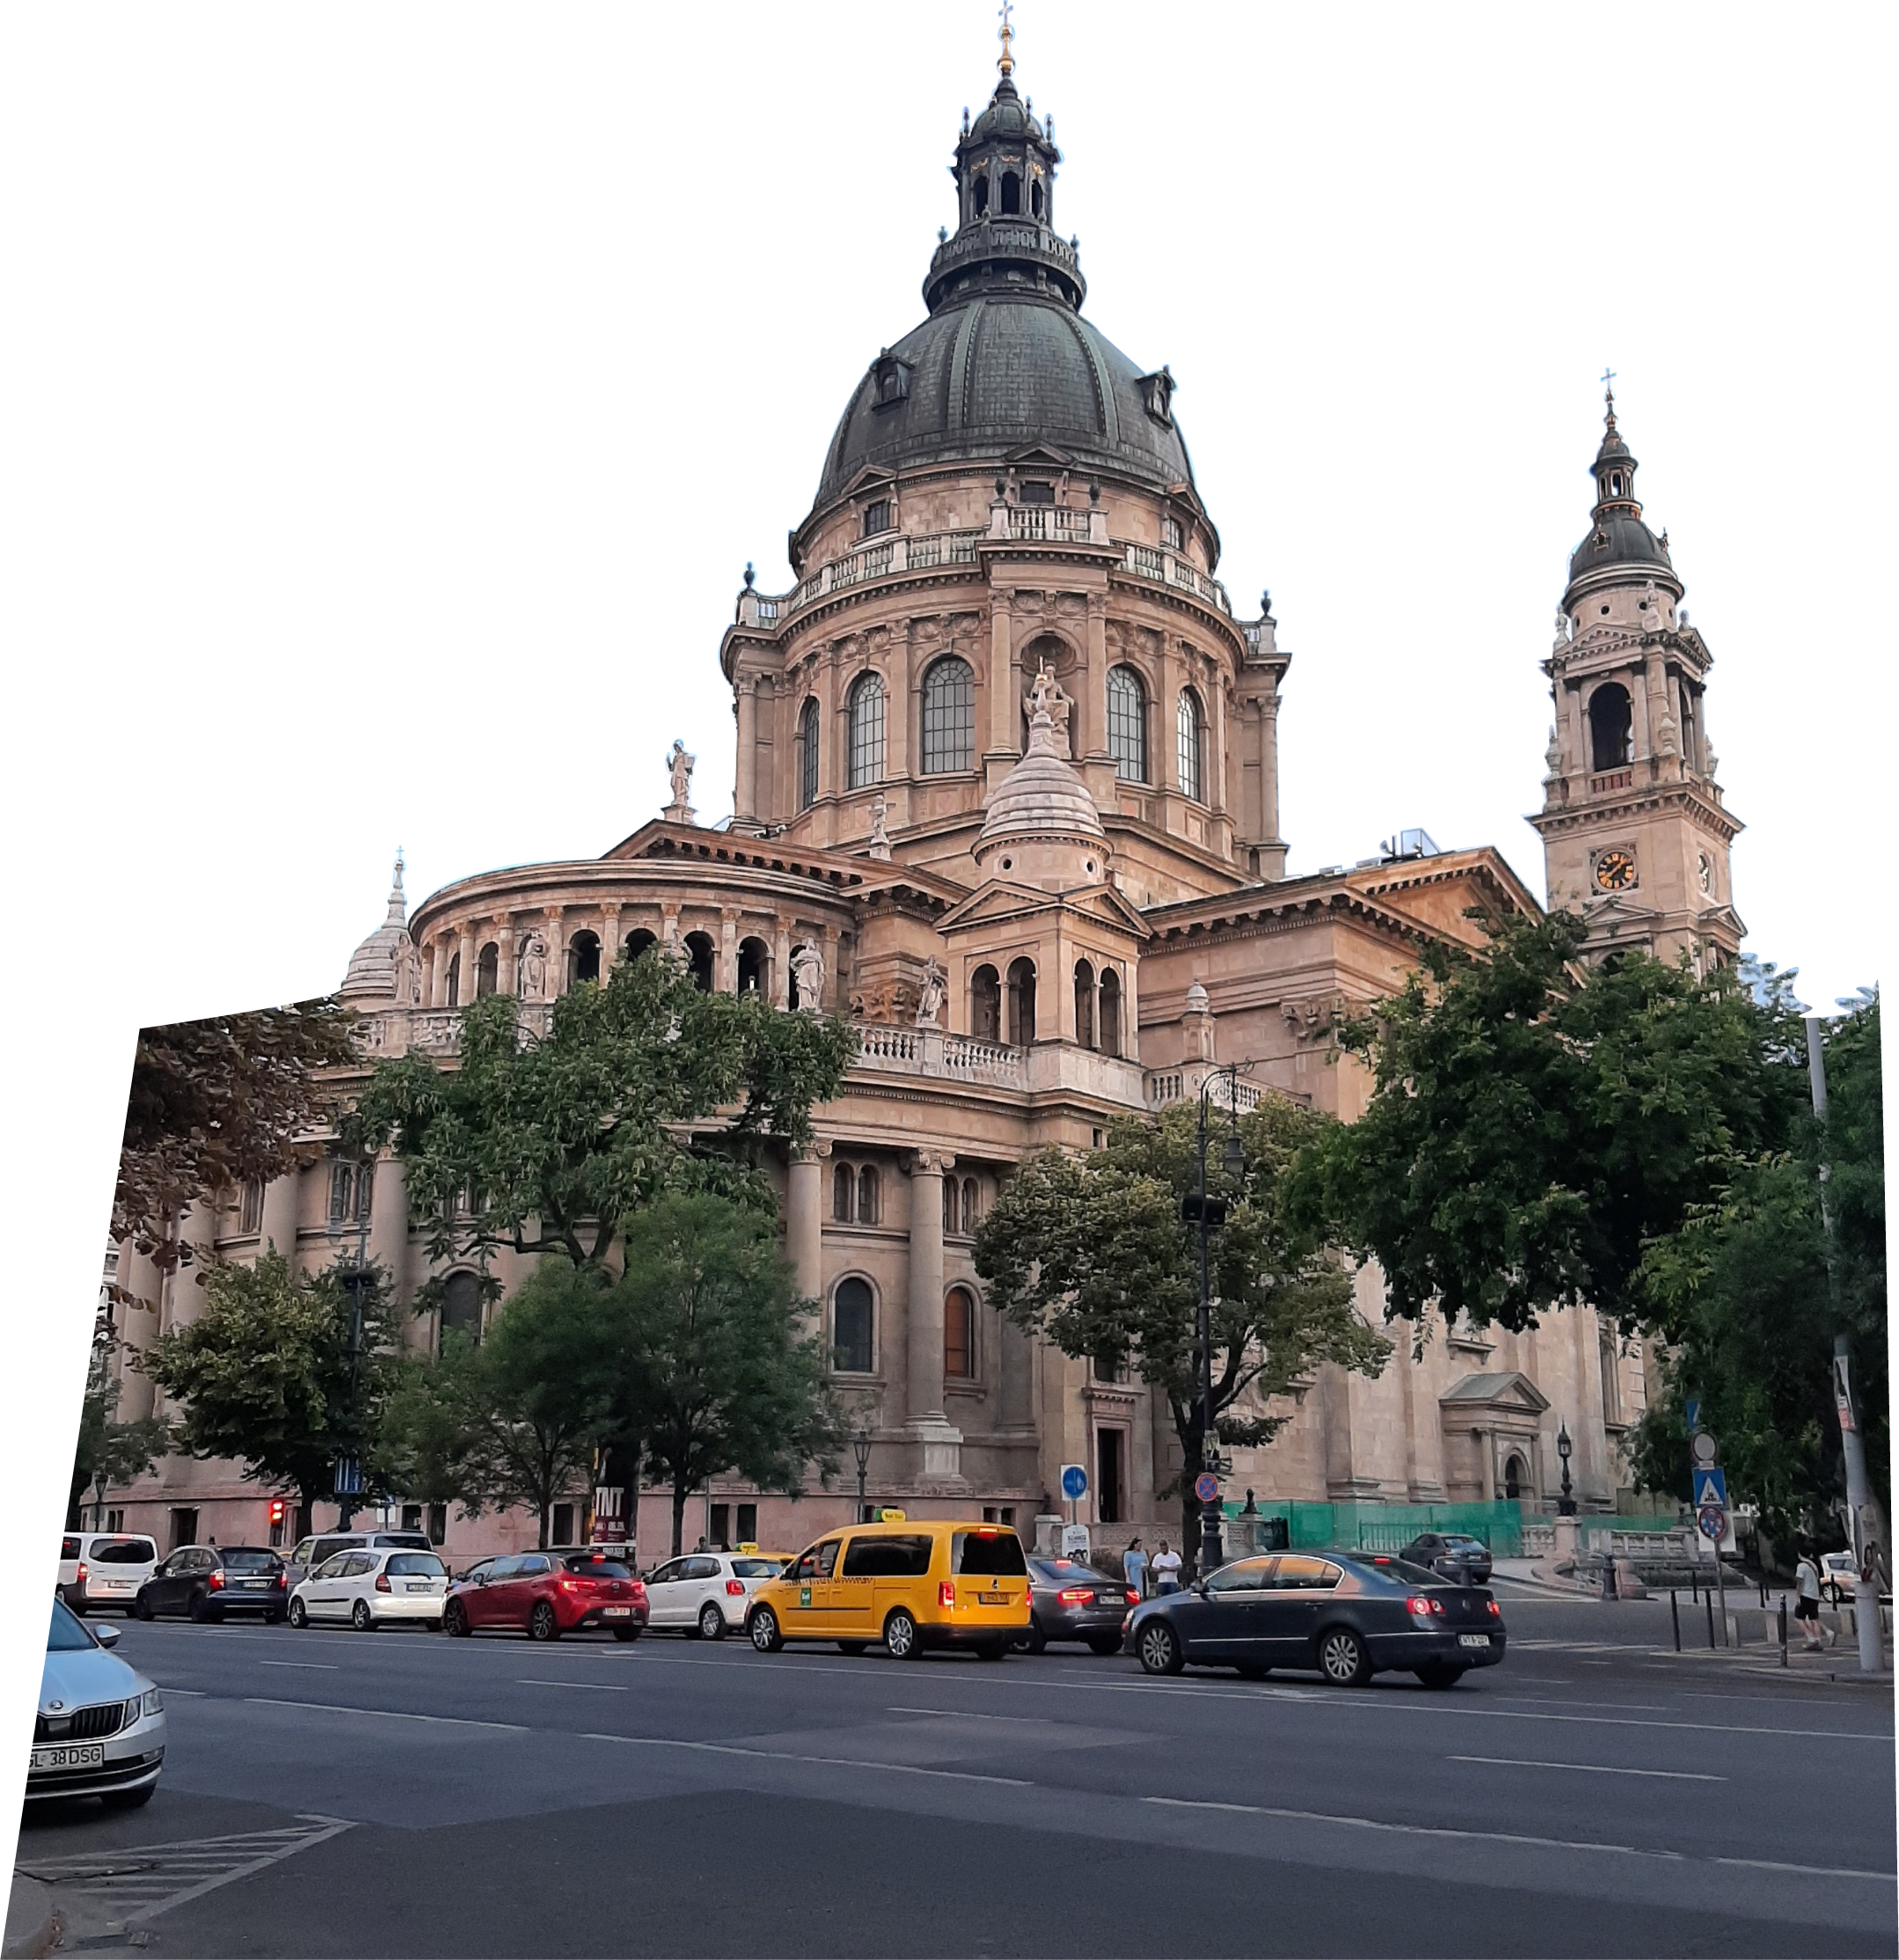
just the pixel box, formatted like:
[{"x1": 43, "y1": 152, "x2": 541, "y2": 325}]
[{"x1": 1529, "y1": 780, "x2": 1743, "y2": 845}]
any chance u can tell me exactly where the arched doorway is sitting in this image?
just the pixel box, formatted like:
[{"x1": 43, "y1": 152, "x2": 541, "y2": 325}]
[{"x1": 1502, "y1": 1452, "x2": 1528, "y2": 1502}]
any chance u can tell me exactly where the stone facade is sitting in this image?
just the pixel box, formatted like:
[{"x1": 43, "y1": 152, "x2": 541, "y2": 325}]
[{"x1": 100, "y1": 62, "x2": 1732, "y2": 1564}]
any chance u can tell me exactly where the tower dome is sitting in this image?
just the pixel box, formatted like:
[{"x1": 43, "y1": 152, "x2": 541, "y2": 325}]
[
  {"x1": 974, "y1": 669, "x2": 1107, "y2": 889},
  {"x1": 1564, "y1": 382, "x2": 1678, "y2": 604},
  {"x1": 340, "y1": 855, "x2": 417, "y2": 1002}
]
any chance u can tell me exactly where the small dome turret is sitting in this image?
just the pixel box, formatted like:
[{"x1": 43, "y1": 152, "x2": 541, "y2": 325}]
[
  {"x1": 340, "y1": 854, "x2": 417, "y2": 1002},
  {"x1": 1564, "y1": 377, "x2": 1679, "y2": 604},
  {"x1": 974, "y1": 669, "x2": 1108, "y2": 890}
]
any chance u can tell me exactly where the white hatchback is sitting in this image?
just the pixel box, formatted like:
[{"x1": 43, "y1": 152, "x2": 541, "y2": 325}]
[
  {"x1": 289, "y1": 1547, "x2": 449, "y2": 1630},
  {"x1": 642, "y1": 1552, "x2": 785, "y2": 1639}
]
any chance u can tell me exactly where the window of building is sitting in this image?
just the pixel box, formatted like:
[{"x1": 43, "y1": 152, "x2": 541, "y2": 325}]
[
  {"x1": 1107, "y1": 665, "x2": 1147, "y2": 781},
  {"x1": 477, "y1": 942, "x2": 499, "y2": 998},
  {"x1": 552, "y1": 1503, "x2": 575, "y2": 1547},
  {"x1": 239, "y1": 1181, "x2": 264, "y2": 1234},
  {"x1": 1160, "y1": 514, "x2": 1184, "y2": 551},
  {"x1": 446, "y1": 951, "x2": 461, "y2": 1007},
  {"x1": 1600, "y1": 1332, "x2": 1623, "y2": 1426},
  {"x1": 833, "y1": 1278, "x2": 874, "y2": 1374},
  {"x1": 973, "y1": 172, "x2": 989, "y2": 217},
  {"x1": 862, "y1": 500, "x2": 892, "y2": 538},
  {"x1": 921, "y1": 655, "x2": 975, "y2": 773},
  {"x1": 328, "y1": 1163, "x2": 354, "y2": 1224},
  {"x1": 440, "y1": 1270, "x2": 482, "y2": 1349},
  {"x1": 624, "y1": 927, "x2": 659, "y2": 964},
  {"x1": 961, "y1": 1177, "x2": 979, "y2": 1233},
  {"x1": 847, "y1": 672, "x2": 886, "y2": 789},
  {"x1": 832, "y1": 1162, "x2": 855, "y2": 1223},
  {"x1": 970, "y1": 964, "x2": 1002, "y2": 1042},
  {"x1": 737, "y1": 936, "x2": 769, "y2": 994},
  {"x1": 1502, "y1": 1453, "x2": 1527, "y2": 1501},
  {"x1": 1019, "y1": 479, "x2": 1055, "y2": 505},
  {"x1": 1031, "y1": 179, "x2": 1043, "y2": 220},
  {"x1": 1099, "y1": 968, "x2": 1123, "y2": 1058},
  {"x1": 427, "y1": 1503, "x2": 447, "y2": 1546},
  {"x1": 1006, "y1": 957, "x2": 1037, "y2": 1044},
  {"x1": 1000, "y1": 169, "x2": 1021, "y2": 216},
  {"x1": 1074, "y1": 959, "x2": 1096, "y2": 1049},
  {"x1": 684, "y1": 931, "x2": 715, "y2": 993},
  {"x1": 1589, "y1": 683, "x2": 1632, "y2": 771},
  {"x1": 106, "y1": 1509, "x2": 124, "y2": 1534},
  {"x1": 799, "y1": 697, "x2": 821, "y2": 808},
  {"x1": 568, "y1": 931, "x2": 601, "y2": 986},
  {"x1": 942, "y1": 1174, "x2": 959, "y2": 1236},
  {"x1": 1177, "y1": 687, "x2": 1205, "y2": 802},
  {"x1": 736, "y1": 1502, "x2": 757, "y2": 1544},
  {"x1": 857, "y1": 1165, "x2": 880, "y2": 1225},
  {"x1": 945, "y1": 1287, "x2": 975, "y2": 1379}
]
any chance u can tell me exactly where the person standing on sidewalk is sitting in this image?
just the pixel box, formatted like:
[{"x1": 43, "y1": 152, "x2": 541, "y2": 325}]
[
  {"x1": 1122, "y1": 1538, "x2": 1148, "y2": 1599},
  {"x1": 1795, "y1": 1546, "x2": 1833, "y2": 1650},
  {"x1": 1152, "y1": 1541, "x2": 1182, "y2": 1595}
]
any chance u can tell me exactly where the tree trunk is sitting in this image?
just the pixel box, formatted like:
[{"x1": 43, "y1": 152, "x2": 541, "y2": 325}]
[
  {"x1": 670, "y1": 1475, "x2": 689, "y2": 1557},
  {"x1": 537, "y1": 1500, "x2": 551, "y2": 1549}
]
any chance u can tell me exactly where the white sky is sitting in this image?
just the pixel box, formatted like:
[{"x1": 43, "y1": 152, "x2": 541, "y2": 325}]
[{"x1": 0, "y1": 3, "x2": 1890, "y2": 1704}]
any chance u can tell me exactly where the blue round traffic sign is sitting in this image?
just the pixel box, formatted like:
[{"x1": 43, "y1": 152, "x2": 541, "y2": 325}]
[
  {"x1": 1194, "y1": 1471, "x2": 1221, "y2": 1504},
  {"x1": 1697, "y1": 1504, "x2": 1727, "y2": 1541},
  {"x1": 1060, "y1": 1464, "x2": 1089, "y2": 1502}
]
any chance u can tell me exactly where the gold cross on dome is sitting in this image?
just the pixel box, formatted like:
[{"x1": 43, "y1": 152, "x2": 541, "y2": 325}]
[
  {"x1": 998, "y1": 0, "x2": 1015, "y2": 77},
  {"x1": 1600, "y1": 366, "x2": 1618, "y2": 405}
]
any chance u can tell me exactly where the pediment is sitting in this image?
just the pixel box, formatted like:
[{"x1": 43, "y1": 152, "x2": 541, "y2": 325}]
[
  {"x1": 840, "y1": 462, "x2": 899, "y2": 496},
  {"x1": 1004, "y1": 442, "x2": 1076, "y2": 470},
  {"x1": 1438, "y1": 1371, "x2": 1551, "y2": 1416},
  {"x1": 936, "y1": 877, "x2": 1150, "y2": 940}
]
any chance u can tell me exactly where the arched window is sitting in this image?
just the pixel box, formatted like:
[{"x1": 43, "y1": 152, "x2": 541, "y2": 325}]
[
  {"x1": 921, "y1": 656, "x2": 975, "y2": 774},
  {"x1": 439, "y1": 1271, "x2": 483, "y2": 1349},
  {"x1": 1006, "y1": 957, "x2": 1037, "y2": 1045},
  {"x1": 1074, "y1": 959, "x2": 1096, "y2": 1049},
  {"x1": 1099, "y1": 969, "x2": 1123, "y2": 1059},
  {"x1": 567, "y1": 930, "x2": 601, "y2": 987},
  {"x1": 970, "y1": 964, "x2": 1001, "y2": 1042},
  {"x1": 961, "y1": 1177, "x2": 979, "y2": 1232},
  {"x1": 238, "y1": 1180, "x2": 264, "y2": 1234},
  {"x1": 943, "y1": 1174, "x2": 960, "y2": 1236},
  {"x1": 847, "y1": 672, "x2": 886, "y2": 789},
  {"x1": 1589, "y1": 683, "x2": 1632, "y2": 771},
  {"x1": 328, "y1": 1162, "x2": 354, "y2": 1223},
  {"x1": 1107, "y1": 665, "x2": 1148, "y2": 781},
  {"x1": 684, "y1": 931, "x2": 715, "y2": 993},
  {"x1": 1678, "y1": 685, "x2": 1698, "y2": 768},
  {"x1": 973, "y1": 173, "x2": 989, "y2": 218},
  {"x1": 446, "y1": 951, "x2": 461, "y2": 1007},
  {"x1": 1176, "y1": 688, "x2": 1204, "y2": 802},
  {"x1": 1000, "y1": 170, "x2": 1021, "y2": 216},
  {"x1": 945, "y1": 1287, "x2": 975, "y2": 1379},
  {"x1": 624, "y1": 927, "x2": 658, "y2": 964},
  {"x1": 476, "y1": 943, "x2": 499, "y2": 998},
  {"x1": 833, "y1": 1163, "x2": 855, "y2": 1223},
  {"x1": 857, "y1": 1165, "x2": 880, "y2": 1225},
  {"x1": 799, "y1": 697, "x2": 821, "y2": 809},
  {"x1": 1030, "y1": 179, "x2": 1043, "y2": 220},
  {"x1": 833, "y1": 1278, "x2": 874, "y2": 1374},
  {"x1": 737, "y1": 936, "x2": 769, "y2": 994}
]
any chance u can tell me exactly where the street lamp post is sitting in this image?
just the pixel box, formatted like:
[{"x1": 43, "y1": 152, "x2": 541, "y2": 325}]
[
  {"x1": 1190, "y1": 1065, "x2": 1246, "y2": 1580},
  {"x1": 852, "y1": 1429, "x2": 873, "y2": 1524},
  {"x1": 1556, "y1": 1422, "x2": 1576, "y2": 1516}
]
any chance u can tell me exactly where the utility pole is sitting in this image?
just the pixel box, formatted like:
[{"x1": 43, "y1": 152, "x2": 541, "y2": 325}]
[{"x1": 1805, "y1": 1016, "x2": 1885, "y2": 1675}]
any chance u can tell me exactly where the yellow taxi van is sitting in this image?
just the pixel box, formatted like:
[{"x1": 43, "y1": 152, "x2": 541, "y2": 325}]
[{"x1": 744, "y1": 1518, "x2": 1031, "y2": 1660}]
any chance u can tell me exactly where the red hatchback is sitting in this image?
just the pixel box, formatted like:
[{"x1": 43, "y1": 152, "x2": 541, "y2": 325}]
[{"x1": 442, "y1": 1551, "x2": 646, "y2": 1642}]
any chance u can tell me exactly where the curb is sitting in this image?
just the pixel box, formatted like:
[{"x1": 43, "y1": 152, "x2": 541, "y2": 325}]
[{"x1": 3, "y1": 1876, "x2": 59, "y2": 1960}]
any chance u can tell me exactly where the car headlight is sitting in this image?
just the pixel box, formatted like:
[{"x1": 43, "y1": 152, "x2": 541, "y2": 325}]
[{"x1": 140, "y1": 1687, "x2": 164, "y2": 1717}]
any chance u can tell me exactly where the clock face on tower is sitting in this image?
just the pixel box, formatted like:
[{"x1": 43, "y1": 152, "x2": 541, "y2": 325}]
[{"x1": 1594, "y1": 848, "x2": 1638, "y2": 893}]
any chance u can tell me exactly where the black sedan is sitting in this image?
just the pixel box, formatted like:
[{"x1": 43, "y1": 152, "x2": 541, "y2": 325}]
[
  {"x1": 1019, "y1": 1558, "x2": 1136, "y2": 1655},
  {"x1": 1125, "y1": 1550, "x2": 1505, "y2": 1688},
  {"x1": 1400, "y1": 1532, "x2": 1493, "y2": 1585},
  {"x1": 135, "y1": 1546, "x2": 289, "y2": 1623}
]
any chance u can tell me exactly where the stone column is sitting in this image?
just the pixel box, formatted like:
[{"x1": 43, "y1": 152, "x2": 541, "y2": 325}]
[
  {"x1": 984, "y1": 589, "x2": 1016, "y2": 788},
  {"x1": 114, "y1": 1243, "x2": 162, "y2": 1422},
  {"x1": 421, "y1": 942, "x2": 438, "y2": 1008},
  {"x1": 1259, "y1": 684, "x2": 1283, "y2": 871},
  {"x1": 1085, "y1": 592, "x2": 1109, "y2": 761},
  {"x1": 602, "y1": 909, "x2": 622, "y2": 973},
  {"x1": 906, "y1": 1151, "x2": 953, "y2": 1426},
  {"x1": 887, "y1": 626, "x2": 912, "y2": 785},
  {"x1": 545, "y1": 912, "x2": 567, "y2": 998},
  {"x1": 719, "y1": 910, "x2": 740, "y2": 995},
  {"x1": 785, "y1": 1143, "x2": 829, "y2": 1318},
  {"x1": 734, "y1": 676, "x2": 759, "y2": 830},
  {"x1": 259, "y1": 1170, "x2": 302, "y2": 1262},
  {"x1": 822, "y1": 925, "x2": 843, "y2": 1015},
  {"x1": 165, "y1": 1201, "x2": 219, "y2": 1334},
  {"x1": 455, "y1": 926, "x2": 477, "y2": 1007},
  {"x1": 368, "y1": 1152, "x2": 411, "y2": 1313}
]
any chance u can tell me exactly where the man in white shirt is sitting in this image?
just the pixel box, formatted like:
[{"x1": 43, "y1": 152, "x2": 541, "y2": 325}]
[{"x1": 1151, "y1": 1541, "x2": 1183, "y2": 1595}]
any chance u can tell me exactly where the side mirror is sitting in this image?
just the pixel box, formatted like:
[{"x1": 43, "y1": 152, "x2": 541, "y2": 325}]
[
  {"x1": 1192, "y1": 1578, "x2": 1209, "y2": 1598},
  {"x1": 94, "y1": 1624, "x2": 121, "y2": 1649}
]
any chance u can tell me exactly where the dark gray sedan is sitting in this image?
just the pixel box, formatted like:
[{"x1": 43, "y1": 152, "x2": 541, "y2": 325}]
[
  {"x1": 1019, "y1": 1557, "x2": 1136, "y2": 1656},
  {"x1": 1400, "y1": 1532, "x2": 1494, "y2": 1585}
]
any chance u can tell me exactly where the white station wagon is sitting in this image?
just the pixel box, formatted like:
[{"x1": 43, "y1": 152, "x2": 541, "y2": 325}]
[{"x1": 289, "y1": 1547, "x2": 449, "y2": 1630}]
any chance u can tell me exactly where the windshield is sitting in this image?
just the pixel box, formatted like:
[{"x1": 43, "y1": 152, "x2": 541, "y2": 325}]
[
  {"x1": 221, "y1": 1549, "x2": 282, "y2": 1572},
  {"x1": 953, "y1": 1531, "x2": 1027, "y2": 1577},
  {"x1": 730, "y1": 1559, "x2": 779, "y2": 1578},
  {"x1": 48, "y1": 1599, "x2": 96, "y2": 1651},
  {"x1": 1030, "y1": 1559, "x2": 1093, "y2": 1583},
  {"x1": 386, "y1": 1554, "x2": 448, "y2": 1577}
]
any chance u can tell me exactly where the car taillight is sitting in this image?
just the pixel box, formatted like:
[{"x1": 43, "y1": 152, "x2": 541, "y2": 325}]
[
  {"x1": 559, "y1": 1578, "x2": 578, "y2": 1592},
  {"x1": 939, "y1": 1582, "x2": 956, "y2": 1609},
  {"x1": 1486, "y1": 1598, "x2": 1501, "y2": 1617},
  {"x1": 1126, "y1": 1589, "x2": 1141, "y2": 1605},
  {"x1": 726, "y1": 1579, "x2": 745, "y2": 1596},
  {"x1": 77, "y1": 1563, "x2": 87, "y2": 1587},
  {"x1": 208, "y1": 1570, "x2": 224, "y2": 1591},
  {"x1": 1057, "y1": 1587, "x2": 1092, "y2": 1605},
  {"x1": 375, "y1": 1574, "x2": 391, "y2": 1592},
  {"x1": 1406, "y1": 1595, "x2": 1443, "y2": 1617}
]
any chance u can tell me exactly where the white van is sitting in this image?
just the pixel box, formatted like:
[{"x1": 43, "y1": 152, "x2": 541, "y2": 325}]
[{"x1": 57, "y1": 1532, "x2": 161, "y2": 1615}]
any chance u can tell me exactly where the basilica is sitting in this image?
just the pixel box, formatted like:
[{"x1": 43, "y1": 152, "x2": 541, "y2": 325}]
[{"x1": 106, "y1": 42, "x2": 1746, "y2": 1559}]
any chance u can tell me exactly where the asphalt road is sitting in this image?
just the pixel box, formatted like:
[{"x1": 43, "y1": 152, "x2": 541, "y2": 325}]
[{"x1": 12, "y1": 1585, "x2": 1894, "y2": 1957}]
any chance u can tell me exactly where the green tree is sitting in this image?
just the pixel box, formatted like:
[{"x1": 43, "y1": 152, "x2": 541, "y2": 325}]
[
  {"x1": 975, "y1": 1100, "x2": 1390, "y2": 1561},
  {"x1": 1310, "y1": 911, "x2": 1806, "y2": 1333},
  {"x1": 67, "y1": 1368, "x2": 172, "y2": 1529},
  {"x1": 382, "y1": 1258, "x2": 621, "y2": 1547},
  {"x1": 350, "y1": 950, "x2": 854, "y2": 1276},
  {"x1": 138, "y1": 1251, "x2": 401, "y2": 1518},
  {"x1": 615, "y1": 1194, "x2": 840, "y2": 1556}
]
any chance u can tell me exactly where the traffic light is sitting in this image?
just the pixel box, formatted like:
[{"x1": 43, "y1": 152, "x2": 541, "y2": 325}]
[{"x1": 268, "y1": 1499, "x2": 286, "y2": 1525}]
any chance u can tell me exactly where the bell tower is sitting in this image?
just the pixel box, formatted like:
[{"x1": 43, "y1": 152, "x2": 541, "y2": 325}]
[{"x1": 1530, "y1": 381, "x2": 1744, "y2": 969}]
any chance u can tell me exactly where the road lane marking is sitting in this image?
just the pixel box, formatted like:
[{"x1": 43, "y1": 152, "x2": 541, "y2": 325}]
[
  {"x1": 244, "y1": 1698, "x2": 526, "y2": 1732},
  {"x1": 258, "y1": 1661, "x2": 339, "y2": 1671},
  {"x1": 580, "y1": 1731, "x2": 1032, "y2": 1786},
  {"x1": 1143, "y1": 1797, "x2": 1893, "y2": 1880},
  {"x1": 1483, "y1": 1695, "x2": 1669, "y2": 1712},
  {"x1": 887, "y1": 1706, "x2": 1044, "y2": 1722},
  {"x1": 517, "y1": 1678, "x2": 628, "y2": 1692},
  {"x1": 1449, "y1": 1754, "x2": 1725, "y2": 1781}
]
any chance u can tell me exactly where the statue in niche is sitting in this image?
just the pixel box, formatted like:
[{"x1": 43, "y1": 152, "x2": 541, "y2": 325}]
[
  {"x1": 1024, "y1": 665, "x2": 1071, "y2": 750},
  {"x1": 791, "y1": 940, "x2": 825, "y2": 1013},
  {"x1": 518, "y1": 928, "x2": 549, "y2": 1002},
  {"x1": 663, "y1": 740, "x2": 697, "y2": 820},
  {"x1": 915, "y1": 956, "x2": 946, "y2": 1028}
]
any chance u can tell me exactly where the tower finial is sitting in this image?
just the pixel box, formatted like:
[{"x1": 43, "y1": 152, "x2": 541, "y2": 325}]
[
  {"x1": 1600, "y1": 366, "x2": 1618, "y2": 428},
  {"x1": 997, "y1": 0, "x2": 1015, "y2": 77}
]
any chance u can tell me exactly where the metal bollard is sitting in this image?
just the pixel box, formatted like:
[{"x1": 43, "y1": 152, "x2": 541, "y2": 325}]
[
  {"x1": 1778, "y1": 1595, "x2": 1788, "y2": 1667},
  {"x1": 1691, "y1": 1568, "x2": 1698, "y2": 1604},
  {"x1": 1705, "y1": 1589, "x2": 1716, "y2": 1649},
  {"x1": 1670, "y1": 1589, "x2": 1681, "y2": 1651}
]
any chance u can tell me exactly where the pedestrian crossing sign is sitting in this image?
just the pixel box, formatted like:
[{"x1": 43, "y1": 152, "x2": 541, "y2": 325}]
[{"x1": 1691, "y1": 1466, "x2": 1727, "y2": 1510}]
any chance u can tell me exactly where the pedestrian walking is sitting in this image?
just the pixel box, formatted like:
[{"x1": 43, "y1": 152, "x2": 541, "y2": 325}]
[
  {"x1": 1794, "y1": 1545, "x2": 1832, "y2": 1650},
  {"x1": 1122, "y1": 1538, "x2": 1148, "y2": 1599},
  {"x1": 1152, "y1": 1540, "x2": 1182, "y2": 1595}
]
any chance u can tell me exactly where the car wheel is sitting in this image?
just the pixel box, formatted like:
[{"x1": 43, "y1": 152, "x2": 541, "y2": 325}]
[
  {"x1": 443, "y1": 1599, "x2": 470, "y2": 1638},
  {"x1": 351, "y1": 1599, "x2": 374, "y2": 1633},
  {"x1": 837, "y1": 1641, "x2": 868, "y2": 1655},
  {"x1": 530, "y1": 1601, "x2": 559, "y2": 1642},
  {"x1": 612, "y1": 1626, "x2": 641, "y2": 1642},
  {"x1": 1137, "y1": 1621, "x2": 1184, "y2": 1676},
  {"x1": 748, "y1": 1605, "x2": 784, "y2": 1653},
  {"x1": 1318, "y1": 1626, "x2": 1371, "y2": 1687},
  {"x1": 133, "y1": 1594, "x2": 154, "y2": 1622},
  {"x1": 883, "y1": 1608, "x2": 921, "y2": 1660},
  {"x1": 99, "y1": 1782, "x2": 156, "y2": 1810},
  {"x1": 1086, "y1": 1635, "x2": 1123, "y2": 1657},
  {"x1": 698, "y1": 1602, "x2": 727, "y2": 1642},
  {"x1": 188, "y1": 1590, "x2": 218, "y2": 1624},
  {"x1": 265, "y1": 1608, "x2": 287, "y2": 1626},
  {"x1": 1023, "y1": 1620, "x2": 1048, "y2": 1656},
  {"x1": 1413, "y1": 1663, "x2": 1465, "y2": 1690}
]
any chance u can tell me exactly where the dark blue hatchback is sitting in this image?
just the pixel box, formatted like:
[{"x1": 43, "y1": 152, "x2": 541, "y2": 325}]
[{"x1": 1124, "y1": 1549, "x2": 1506, "y2": 1688}]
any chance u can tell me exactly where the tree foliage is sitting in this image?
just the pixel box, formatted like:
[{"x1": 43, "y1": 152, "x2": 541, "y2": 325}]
[
  {"x1": 350, "y1": 951, "x2": 854, "y2": 1275},
  {"x1": 116, "y1": 1002, "x2": 360, "y2": 1285},
  {"x1": 138, "y1": 1251, "x2": 402, "y2": 1511},
  {"x1": 1311, "y1": 911, "x2": 1806, "y2": 1333},
  {"x1": 975, "y1": 1099, "x2": 1389, "y2": 1557},
  {"x1": 68, "y1": 1367, "x2": 172, "y2": 1529}
]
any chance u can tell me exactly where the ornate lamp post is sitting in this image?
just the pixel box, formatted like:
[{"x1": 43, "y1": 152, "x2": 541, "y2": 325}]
[
  {"x1": 1188, "y1": 1065, "x2": 1246, "y2": 1578},
  {"x1": 852, "y1": 1429, "x2": 873, "y2": 1523},
  {"x1": 1556, "y1": 1422, "x2": 1577, "y2": 1516}
]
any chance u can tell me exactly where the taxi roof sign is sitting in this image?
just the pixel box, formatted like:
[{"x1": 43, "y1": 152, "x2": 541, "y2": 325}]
[{"x1": 879, "y1": 1508, "x2": 907, "y2": 1523}]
